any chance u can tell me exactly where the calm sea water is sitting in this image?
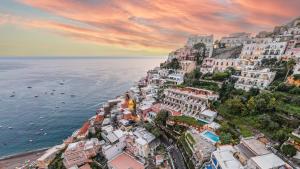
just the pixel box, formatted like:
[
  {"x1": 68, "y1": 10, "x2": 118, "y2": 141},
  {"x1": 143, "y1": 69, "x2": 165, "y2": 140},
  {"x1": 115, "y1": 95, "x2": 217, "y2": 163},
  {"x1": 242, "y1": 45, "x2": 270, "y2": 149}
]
[{"x1": 0, "y1": 57, "x2": 164, "y2": 157}]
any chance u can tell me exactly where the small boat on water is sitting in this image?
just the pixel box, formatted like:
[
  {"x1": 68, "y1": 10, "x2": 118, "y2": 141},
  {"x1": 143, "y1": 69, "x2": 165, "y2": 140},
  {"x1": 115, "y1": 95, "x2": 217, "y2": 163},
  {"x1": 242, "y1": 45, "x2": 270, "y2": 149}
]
[
  {"x1": 52, "y1": 89, "x2": 56, "y2": 92},
  {"x1": 39, "y1": 116, "x2": 44, "y2": 119},
  {"x1": 50, "y1": 93, "x2": 54, "y2": 95},
  {"x1": 61, "y1": 102, "x2": 65, "y2": 104},
  {"x1": 34, "y1": 95, "x2": 39, "y2": 98},
  {"x1": 0, "y1": 125, "x2": 2, "y2": 128},
  {"x1": 40, "y1": 129, "x2": 44, "y2": 131},
  {"x1": 27, "y1": 86, "x2": 32, "y2": 89},
  {"x1": 29, "y1": 140, "x2": 33, "y2": 142},
  {"x1": 60, "y1": 93, "x2": 65, "y2": 95},
  {"x1": 8, "y1": 127, "x2": 13, "y2": 129},
  {"x1": 44, "y1": 133, "x2": 47, "y2": 135},
  {"x1": 70, "y1": 95, "x2": 76, "y2": 98},
  {"x1": 10, "y1": 95, "x2": 15, "y2": 97}
]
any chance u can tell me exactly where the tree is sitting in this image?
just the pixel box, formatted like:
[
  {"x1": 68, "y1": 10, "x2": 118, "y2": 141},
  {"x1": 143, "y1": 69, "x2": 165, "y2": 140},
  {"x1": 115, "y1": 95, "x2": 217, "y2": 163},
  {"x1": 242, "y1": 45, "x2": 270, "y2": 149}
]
[
  {"x1": 223, "y1": 97, "x2": 246, "y2": 115},
  {"x1": 281, "y1": 144, "x2": 297, "y2": 157},
  {"x1": 192, "y1": 43, "x2": 206, "y2": 65},
  {"x1": 155, "y1": 110, "x2": 169, "y2": 126},
  {"x1": 220, "y1": 132, "x2": 232, "y2": 145},
  {"x1": 284, "y1": 59, "x2": 296, "y2": 81},
  {"x1": 163, "y1": 58, "x2": 181, "y2": 70}
]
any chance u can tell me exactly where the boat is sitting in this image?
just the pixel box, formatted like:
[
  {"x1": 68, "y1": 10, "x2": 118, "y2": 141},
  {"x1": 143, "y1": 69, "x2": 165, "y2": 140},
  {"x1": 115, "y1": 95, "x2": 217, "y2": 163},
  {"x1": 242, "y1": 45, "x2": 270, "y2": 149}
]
[
  {"x1": 8, "y1": 127, "x2": 13, "y2": 129},
  {"x1": 59, "y1": 82, "x2": 64, "y2": 85},
  {"x1": 40, "y1": 129, "x2": 44, "y2": 131},
  {"x1": 39, "y1": 116, "x2": 44, "y2": 119},
  {"x1": 43, "y1": 133, "x2": 47, "y2": 135},
  {"x1": 34, "y1": 95, "x2": 38, "y2": 98},
  {"x1": 0, "y1": 125, "x2": 2, "y2": 128},
  {"x1": 27, "y1": 86, "x2": 32, "y2": 89},
  {"x1": 60, "y1": 93, "x2": 65, "y2": 95},
  {"x1": 70, "y1": 95, "x2": 76, "y2": 98},
  {"x1": 29, "y1": 140, "x2": 33, "y2": 142},
  {"x1": 10, "y1": 95, "x2": 15, "y2": 97}
]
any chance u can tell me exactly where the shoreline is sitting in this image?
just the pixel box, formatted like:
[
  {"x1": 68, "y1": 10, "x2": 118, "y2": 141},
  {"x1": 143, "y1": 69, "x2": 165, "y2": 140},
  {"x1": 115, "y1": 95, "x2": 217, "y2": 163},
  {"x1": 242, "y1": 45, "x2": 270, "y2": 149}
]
[
  {"x1": 0, "y1": 147, "x2": 49, "y2": 161},
  {"x1": 0, "y1": 148, "x2": 48, "y2": 169}
]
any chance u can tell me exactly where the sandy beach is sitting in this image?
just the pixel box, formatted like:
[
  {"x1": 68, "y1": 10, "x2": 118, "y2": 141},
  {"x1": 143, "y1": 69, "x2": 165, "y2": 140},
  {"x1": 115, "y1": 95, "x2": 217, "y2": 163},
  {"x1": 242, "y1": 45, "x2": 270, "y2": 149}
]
[{"x1": 0, "y1": 149, "x2": 47, "y2": 169}]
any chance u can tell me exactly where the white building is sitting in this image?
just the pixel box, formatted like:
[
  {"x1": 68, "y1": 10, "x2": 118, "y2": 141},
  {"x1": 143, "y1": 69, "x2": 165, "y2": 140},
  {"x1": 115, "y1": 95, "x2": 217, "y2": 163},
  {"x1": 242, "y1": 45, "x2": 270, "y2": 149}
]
[
  {"x1": 240, "y1": 38, "x2": 273, "y2": 60},
  {"x1": 102, "y1": 129, "x2": 127, "y2": 160},
  {"x1": 133, "y1": 127, "x2": 159, "y2": 158},
  {"x1": 210, "y1": 145, "x2": 245, "y2": 169},
  {"x1": 186, "y1": 35, "x2": 214, "y2": 57},
  {"x1": 246, "y1": 153, "x2": 290, "y2": 169},
  {"x1": 261, "y1": 41, "x2": 287, "y2": 59},
  {"x1": 162, "y1": 87, "x2": 219, "y2": 119},
  {"x1": 283, "y1": 40, "x2": 300, "y2": 62},
  {"x1": 220, "y1": 32, "x2": 251, "y2": 48},
  {"x1": 198, "y1": 109, "x2": 217, "y2": 123},
  {"x1": 234, "y1": 68, "x2": 276, "y2": 91},
  {"x1": 166, "y1": 73, "x2": 184, "y2": 85}
]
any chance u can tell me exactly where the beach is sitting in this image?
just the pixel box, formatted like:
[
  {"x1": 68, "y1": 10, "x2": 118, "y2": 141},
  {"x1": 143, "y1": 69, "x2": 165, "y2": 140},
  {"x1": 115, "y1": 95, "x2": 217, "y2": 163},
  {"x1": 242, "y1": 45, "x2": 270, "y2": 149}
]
[{"x1": 0, "y1": 149, "x2": 47, "y2": 169}]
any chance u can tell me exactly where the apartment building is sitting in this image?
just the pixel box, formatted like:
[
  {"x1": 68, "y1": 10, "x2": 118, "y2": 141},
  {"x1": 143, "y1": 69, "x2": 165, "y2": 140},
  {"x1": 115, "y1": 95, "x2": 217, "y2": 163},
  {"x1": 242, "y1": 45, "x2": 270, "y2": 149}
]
[
  {"x1": 234, "y1": 68, "x2": 276, "y2": 91},
  {"x1": 220, "y1": 32, "x2": 251, "y2": 48},
  {"x1": 63, "y1": 138, "x2": 101, "y2": 168},
  {"x1": 162, "y1": 87, "x2": 219, "y2": 120},
  {"x1": 186, "y1": 35, "x2": 214, "y2": 57}
]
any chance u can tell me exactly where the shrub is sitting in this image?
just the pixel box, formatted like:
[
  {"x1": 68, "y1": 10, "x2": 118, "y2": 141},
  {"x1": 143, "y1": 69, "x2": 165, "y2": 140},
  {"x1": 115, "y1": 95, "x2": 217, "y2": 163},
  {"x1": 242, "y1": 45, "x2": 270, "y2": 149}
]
[{"x1": 281, "y1": 144, "x2": 297, "y2": 157}]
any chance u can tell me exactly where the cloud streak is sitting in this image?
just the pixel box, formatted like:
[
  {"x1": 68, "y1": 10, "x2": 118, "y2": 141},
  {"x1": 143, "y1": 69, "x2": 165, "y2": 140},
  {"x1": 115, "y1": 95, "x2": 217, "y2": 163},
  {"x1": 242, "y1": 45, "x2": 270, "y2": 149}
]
[{"x1": 4, "y1": 0, "x2": 300, "y2": 53}]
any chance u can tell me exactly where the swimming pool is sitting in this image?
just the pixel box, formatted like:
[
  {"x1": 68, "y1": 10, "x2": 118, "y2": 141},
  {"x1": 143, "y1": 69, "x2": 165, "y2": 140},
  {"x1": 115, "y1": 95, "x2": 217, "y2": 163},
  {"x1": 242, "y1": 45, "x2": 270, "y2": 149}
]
[{"x1": 201, "y1": 130, "x2": 220, "y2": 143}]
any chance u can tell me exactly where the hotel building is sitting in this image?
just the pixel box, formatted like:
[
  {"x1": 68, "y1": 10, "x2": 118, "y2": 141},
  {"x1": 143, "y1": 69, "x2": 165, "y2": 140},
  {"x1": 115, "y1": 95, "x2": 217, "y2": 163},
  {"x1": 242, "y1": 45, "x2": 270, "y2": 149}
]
[
  {"x1": 162, "y1": 87, "x2": 219, "y2": 119},
  {"x1": 234, "y1": 68, "x2": 276, "y2": 91}
]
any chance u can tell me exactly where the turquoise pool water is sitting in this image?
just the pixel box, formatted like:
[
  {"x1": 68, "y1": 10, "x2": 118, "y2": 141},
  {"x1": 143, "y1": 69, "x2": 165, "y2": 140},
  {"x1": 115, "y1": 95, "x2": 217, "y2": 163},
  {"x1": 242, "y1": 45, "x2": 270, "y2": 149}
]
[{"x1": 202, "y1": 131, "x2": 220, "y2": 143}]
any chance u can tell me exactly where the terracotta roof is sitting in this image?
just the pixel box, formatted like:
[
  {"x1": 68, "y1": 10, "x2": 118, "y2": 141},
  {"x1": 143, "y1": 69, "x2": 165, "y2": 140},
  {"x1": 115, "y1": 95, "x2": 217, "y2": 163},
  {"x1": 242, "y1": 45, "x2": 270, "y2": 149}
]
[
  {"x1": 79, "y1": 164, "x2": 92, "y2": 169},
  {"x1": 78, "y1": 122, "x2": 90, "y2": 136},
  {"x1": 172, "y1": 111, "x2": 182, "y2": 116},
  {"x1": 95, "y1": 114, "x2": 104, "y2": 123},
  {"x1": 151, "y1": 103, "x2": 161, "y2": 113},
  {"x1": 108, "y1": 152, "x2": 145, "y2": 169}
]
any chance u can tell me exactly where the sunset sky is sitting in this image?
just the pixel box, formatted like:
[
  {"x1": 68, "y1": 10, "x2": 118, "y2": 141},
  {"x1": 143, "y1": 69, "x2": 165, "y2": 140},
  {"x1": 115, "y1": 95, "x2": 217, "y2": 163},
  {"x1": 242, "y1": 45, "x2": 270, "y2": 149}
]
[{"x1": 0, "y1": 0, "x2": 300, "y2": 57}]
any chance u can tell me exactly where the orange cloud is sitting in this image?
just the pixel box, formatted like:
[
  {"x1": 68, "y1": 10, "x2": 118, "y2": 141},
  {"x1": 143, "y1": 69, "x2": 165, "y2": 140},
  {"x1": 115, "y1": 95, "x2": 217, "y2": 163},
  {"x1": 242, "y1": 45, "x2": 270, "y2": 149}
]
[{"x1": 14, "y1": 0, "x2": 300, "y2": 51}]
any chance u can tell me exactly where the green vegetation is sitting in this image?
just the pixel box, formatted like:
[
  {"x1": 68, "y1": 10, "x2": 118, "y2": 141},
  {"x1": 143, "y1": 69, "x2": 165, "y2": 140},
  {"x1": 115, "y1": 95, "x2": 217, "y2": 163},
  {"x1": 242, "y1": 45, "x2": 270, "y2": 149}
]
[
  {"x1": 211, "y1": 71, "x2": 231, "y2": 81},
  {"x1": 178, "y1": 134, "x2": 195, "y2": 169},
  {"x1": 183, "y1": 69, "x2": 220, "y2": 91},
  {"x1": 161, "y1": 58, "x2": 181, "y2": 70},
  {"x1": 155, "y1": 110, "x2": 169, "y2": 126},
  {"x1": 192, "y1": 43, "x2": 206, "y2": 65},
  {"x1": 169, "y1": 115, "x2": 205, "y2": 127},
  {"x1": 281, "y1": 144, "x2": 297, "y2": 157},
  {"x1": 185, "y1": 132, "x2": 196, "y2": 145},
  {"x1": 294, "y1": 74, "x2": 300, "y2": 80},
  {"x1": 144, "y1": 122, "x2": 162, "y2": 137},
  {"x1": 48, "y1": 151, "x2": 66, "y2": 169}
]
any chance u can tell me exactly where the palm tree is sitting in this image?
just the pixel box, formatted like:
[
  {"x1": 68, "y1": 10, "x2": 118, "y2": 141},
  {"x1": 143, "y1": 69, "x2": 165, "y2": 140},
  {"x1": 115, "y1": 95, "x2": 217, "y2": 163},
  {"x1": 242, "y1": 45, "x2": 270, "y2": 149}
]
[{"x1": 284, "y1": 58, "x2": 296, "y2": 81}]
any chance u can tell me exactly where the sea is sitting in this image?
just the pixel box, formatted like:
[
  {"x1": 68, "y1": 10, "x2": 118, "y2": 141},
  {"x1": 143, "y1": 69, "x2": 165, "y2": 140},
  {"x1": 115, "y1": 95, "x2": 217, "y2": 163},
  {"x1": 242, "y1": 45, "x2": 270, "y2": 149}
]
[{"x1": 0, "y1": 57, "x2": 165, "y2": 157}]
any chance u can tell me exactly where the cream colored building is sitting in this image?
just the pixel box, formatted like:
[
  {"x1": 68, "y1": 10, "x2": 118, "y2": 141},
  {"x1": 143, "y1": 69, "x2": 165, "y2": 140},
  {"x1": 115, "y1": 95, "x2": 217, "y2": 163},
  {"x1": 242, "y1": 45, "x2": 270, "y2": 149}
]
[
  {"x1": 234, "y1": 68, "x2": 276, "y2": 91},
  {"x1": 180, "y1": 60, "x2": 196, "y2": 73},
  {"x1": 162, "y1": 87, "x2": 219, "y2": 119},
  {"x1": 186, "y1": 35, "x2": 214, "y2": 57}
]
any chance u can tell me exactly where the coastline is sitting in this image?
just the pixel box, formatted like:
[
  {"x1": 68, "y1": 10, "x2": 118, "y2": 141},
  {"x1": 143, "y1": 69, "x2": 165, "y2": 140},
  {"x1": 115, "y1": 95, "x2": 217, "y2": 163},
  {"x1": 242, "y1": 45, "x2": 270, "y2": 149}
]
[
  {"x1": 0, "y1": 148, "x2": 48, "y2": 169},
  {"x1": 0, "y1": 148, "x2": 49, "y2": 161}
]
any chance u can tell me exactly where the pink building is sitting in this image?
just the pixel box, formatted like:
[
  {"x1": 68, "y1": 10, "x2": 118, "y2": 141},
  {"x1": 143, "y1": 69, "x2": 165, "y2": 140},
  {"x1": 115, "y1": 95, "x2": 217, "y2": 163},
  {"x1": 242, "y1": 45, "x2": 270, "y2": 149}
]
[{"x1": 63, "y1": 138, "x2": 100, "y2": 168}]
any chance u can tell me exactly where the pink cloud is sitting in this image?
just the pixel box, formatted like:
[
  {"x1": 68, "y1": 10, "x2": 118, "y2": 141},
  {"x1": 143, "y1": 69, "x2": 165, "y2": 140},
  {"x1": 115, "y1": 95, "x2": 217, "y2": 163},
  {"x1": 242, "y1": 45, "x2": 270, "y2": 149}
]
[{"x1": 14, "y1": 0, "x2": 300, "y2": 51}]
